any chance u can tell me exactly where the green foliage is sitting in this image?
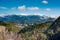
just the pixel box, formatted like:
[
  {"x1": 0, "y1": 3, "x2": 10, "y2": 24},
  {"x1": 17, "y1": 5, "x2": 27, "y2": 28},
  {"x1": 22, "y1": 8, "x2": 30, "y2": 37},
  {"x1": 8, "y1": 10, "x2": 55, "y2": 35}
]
[
  {"x1": 19, "y1": 22, "x2": 52, "y2": 40},
  {"x1": 0, "y1": 21, "x2": 53, "y2": 40},
  {"x1": 0, "y1": 21, "x2": 7, "y2": 26},
  {"x1": 5, "y1": 23, "x2": 20, "y2": 32},
  {"x1": 0, "y1": 21, "x2": 20, "y2": 32}
]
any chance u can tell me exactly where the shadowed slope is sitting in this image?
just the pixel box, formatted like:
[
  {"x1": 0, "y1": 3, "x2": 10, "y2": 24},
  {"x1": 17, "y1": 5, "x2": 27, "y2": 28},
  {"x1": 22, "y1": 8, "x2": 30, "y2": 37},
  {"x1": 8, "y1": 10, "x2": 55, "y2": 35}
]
[{"x1": 46, "y1": 16, "x2": 60, "y2": 40}]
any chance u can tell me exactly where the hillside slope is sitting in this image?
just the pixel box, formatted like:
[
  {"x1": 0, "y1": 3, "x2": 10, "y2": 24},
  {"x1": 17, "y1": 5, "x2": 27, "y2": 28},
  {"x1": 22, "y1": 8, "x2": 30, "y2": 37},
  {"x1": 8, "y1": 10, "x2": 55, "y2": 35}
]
[
  {"x1": 17, "y1": 21, "x2": 52, "y2": 40},
  {"x1": 46, "y1": 16, "x2": 60, "y2": 40}
]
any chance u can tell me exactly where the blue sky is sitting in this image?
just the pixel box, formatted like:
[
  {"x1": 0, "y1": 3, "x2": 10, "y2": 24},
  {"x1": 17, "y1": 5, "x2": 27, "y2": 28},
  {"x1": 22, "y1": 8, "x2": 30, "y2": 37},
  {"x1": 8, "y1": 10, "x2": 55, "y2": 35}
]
[{"x1": 0, "y1": 0, "x2": 60, "y2": 17}]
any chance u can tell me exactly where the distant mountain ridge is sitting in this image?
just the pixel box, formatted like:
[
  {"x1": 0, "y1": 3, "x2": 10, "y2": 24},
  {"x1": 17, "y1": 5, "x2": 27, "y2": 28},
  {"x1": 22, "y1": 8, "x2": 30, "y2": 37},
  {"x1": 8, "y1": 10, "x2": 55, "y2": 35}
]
[{"x1": 0, "y1": 15, "x2": 55, "y2": 24}]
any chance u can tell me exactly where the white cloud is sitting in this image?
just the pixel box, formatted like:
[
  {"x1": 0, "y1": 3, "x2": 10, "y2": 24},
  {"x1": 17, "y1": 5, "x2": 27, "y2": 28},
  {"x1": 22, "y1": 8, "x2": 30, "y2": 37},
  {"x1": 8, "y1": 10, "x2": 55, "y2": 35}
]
[
  {"x1": 49, "y1": 15, "x2": 59, "y2": 18},
  {"x1": 33, "y1": 13, "x2": 43, "y2": 16},
  {"x1": 46, "y1": 8, "x2": 51, "y2": 12},
  {"x1": 18, "y1": 5, "x2": 26, "y2": 10},
  {"x1": 15, "y1": 13, "x2": 29, "y2": 16},
  {"x1": 0, "y1": 14, "x2": 7, "y2": 17},
  {"x1": 27, "y1": 7, "x2": 39, "y2": 11},
  {"x1": 18, "y1": 13, "x2": 43, "y2": 16},
  {"x1": 0, "y1": 7, "x2": 7, "y2": 9},
  {"x1": 42, "y1": 0, "x2": 48, "y2": 4},
  {"x1": 17, "y1": 5, "x2": 40, "y2": 11},
  {"x1": 20, "y1": 13, "x2": 28, "y2": 16}
]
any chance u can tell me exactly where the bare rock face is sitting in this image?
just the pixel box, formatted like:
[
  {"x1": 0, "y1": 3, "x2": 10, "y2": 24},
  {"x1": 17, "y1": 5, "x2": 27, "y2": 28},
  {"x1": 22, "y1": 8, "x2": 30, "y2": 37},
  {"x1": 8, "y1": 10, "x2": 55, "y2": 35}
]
[
  {"x1": 0, "y1": 26, "x2": 6, "y2": 32},
  {"x1": 46, "y1": 16, "x2": 60, "y2": 40},
  {"x1": 0, "y1": 22, "x2": 22, "y2": 40}
]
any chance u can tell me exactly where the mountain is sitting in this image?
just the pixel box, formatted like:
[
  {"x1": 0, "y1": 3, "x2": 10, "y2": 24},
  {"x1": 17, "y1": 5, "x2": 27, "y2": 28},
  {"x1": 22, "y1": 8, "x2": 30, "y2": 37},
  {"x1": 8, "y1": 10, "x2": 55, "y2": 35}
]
[
  {"x1": 46, "y1": 16, "x2": 60, "y2": 40},
  {"x1": 0, "y1": 15, "x2": 55, "y2": 24}
]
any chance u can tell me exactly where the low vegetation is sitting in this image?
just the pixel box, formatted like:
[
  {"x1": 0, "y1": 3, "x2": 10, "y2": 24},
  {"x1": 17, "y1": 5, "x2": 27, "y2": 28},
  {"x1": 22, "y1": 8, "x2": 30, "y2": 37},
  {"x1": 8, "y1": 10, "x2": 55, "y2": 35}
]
[
  {"x1": 1, "y1": 20, "x2": 60, "y2": 40},
  {"x1": 18, "y1": 21, "x2": 52, "y2": 40}
]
